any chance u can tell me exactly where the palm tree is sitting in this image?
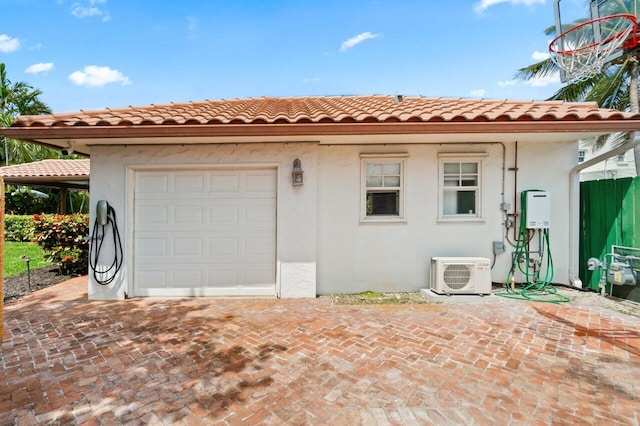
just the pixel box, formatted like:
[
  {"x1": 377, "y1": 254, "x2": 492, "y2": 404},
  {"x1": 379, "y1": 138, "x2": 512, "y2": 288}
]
[
  {"x1": 0, "y1": 63, "x2": 57, "y2": 165},
  {"x1": 516, "y1": 2, "x2": 640, "y2": 174}
]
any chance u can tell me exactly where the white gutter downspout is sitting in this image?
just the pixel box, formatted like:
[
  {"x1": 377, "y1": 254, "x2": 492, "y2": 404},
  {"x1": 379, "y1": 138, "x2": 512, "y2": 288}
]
[{"x1": 568, "y1": 132, "x2": 640, "y2": 287}]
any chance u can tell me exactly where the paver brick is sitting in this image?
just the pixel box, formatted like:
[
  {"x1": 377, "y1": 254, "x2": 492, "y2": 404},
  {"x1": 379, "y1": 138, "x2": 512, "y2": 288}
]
[{"x1": 4, "y1": 276, "x2": 640, "y2": 424}]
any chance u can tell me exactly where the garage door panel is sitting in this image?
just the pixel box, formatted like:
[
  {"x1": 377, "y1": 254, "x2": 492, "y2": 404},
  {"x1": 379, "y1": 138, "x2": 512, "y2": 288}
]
[
  {"x1": 172, "y1": 270, "x2": 205, "y2": 287},
  {"x1": 209, "y1": 174, "x2": 240, "y2": 192},
  {"x1": 173, "y1": 206, "x2": 204, "y2": 224},
  {"x1": 209, "y1": 205, "x2": 240, "y2": 224},
  {"x1": 173, "y1": 238, "x2": 203, "y2": 257},
  {"x1": 244, "y1": 237, "x2": 276, "y2": 255},
  {"x1": 136, "y1": 270, "x2": 167, "y2": 289},
  {"x1": 136, "y1": 237, "x2": 168, "y2": 257},
  {"x1": 206, "y1": 270, "x2": 239, "y2": 287},
  {"x1": 245, "y1": 205, "x2": 276, "y2": 225},
  {"x1": 209, "y1": 238, "x2": 238, "y2": 255},
  {"x1": 245, "y1": 269, "x2": 277, "y2": 286},
  {"x1": 136, "y1": 231, "x2": 274, "y2": 252},
  {"x1": 137, "y1": 173, "x2": 169, "y2": 193},
  {"x1": 137, "y1": 267, "x2": 273, "y2": 287},
  {"x1": 134, "y1": 168, "x2": 276, "y2": 297},
  {"x1": 135, "y1": 205, "x2": 169, "y2": 224},
  {"x1": 135, "y1": 201, "x2": 275, "y2": 230},
  {"x1": 245, "y1": 173, "x2": 276, "y2": 192},
  {"x1": 173, "y1": 173, "x2": 205, "y2": 192}
]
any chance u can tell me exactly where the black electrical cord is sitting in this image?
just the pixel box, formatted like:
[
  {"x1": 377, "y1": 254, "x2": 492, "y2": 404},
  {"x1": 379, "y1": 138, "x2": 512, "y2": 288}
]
[{"x1": 89, "y1": 204, "x2": 124, "y2": 285}]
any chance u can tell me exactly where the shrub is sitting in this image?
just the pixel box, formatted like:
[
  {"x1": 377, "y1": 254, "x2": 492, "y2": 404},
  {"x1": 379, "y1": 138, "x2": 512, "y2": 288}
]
[
  {"x1": 5, "y1": 186, "x2": 59, "y2": 215},
  {"x1": 33, "y1": 214, "x2": 90, "y2": 275},
  {"x1": 5, "y1": 215, "x2": 36, "y2": 242}
]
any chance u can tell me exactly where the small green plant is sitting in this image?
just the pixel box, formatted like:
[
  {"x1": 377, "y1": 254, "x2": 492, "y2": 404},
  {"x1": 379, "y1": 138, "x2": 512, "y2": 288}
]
[
  {"x1": 4, "y1": 241, "x2": 51, "y2": 278},
  {"x1": 5, "y1": 215, "x2": 36, "y2": 242},
  {"x1": 33, "y1": 213, "x2": 89, "y2": 275}
]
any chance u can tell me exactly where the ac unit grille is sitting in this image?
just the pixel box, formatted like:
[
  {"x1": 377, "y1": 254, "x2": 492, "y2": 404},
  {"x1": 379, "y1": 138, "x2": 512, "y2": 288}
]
[
  {"x1": 443, "y1": 264, "x2": 472, "y2": 290},
  {"x1": 430, "y1": 257, "x2": 492, "y2": 295}
]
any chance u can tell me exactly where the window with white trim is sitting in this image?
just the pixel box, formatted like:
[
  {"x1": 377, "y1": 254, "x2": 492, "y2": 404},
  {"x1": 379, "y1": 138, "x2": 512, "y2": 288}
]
[
  {"x1": 439, "y1": 155, "x2": 483, "y2": 219},
  {"x1": 578, "y1": 149, "x2": 587, "y2": 163},
  {"x1": 361, "y1": 155, "x2": 406, "y2": 221}
]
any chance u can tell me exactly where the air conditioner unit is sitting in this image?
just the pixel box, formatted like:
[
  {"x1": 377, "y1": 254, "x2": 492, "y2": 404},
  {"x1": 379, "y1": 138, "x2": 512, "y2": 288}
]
[{"x1": 430, "y1": 257, "x2": 492, "y2": 295}]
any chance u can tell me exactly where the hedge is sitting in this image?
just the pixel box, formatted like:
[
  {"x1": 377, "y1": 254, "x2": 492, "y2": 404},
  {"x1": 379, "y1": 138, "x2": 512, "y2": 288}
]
[
  {"x1": 33, "y1": 214, "x2": 90, "y2": 275},
  {"x1": 5, "y1": 215, "x2": 36, "y2": 242}
]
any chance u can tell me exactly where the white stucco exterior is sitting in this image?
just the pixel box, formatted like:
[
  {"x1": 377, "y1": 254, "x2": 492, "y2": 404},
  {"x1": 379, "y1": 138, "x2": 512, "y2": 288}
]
[
  {"x1": 579, "y1": 145, "x2": 637, "y2": 181},
  {"x1": 87, "y1": 137, "x2": 577, "y2": 300},
  {"x1": 88, "y1": 142, "x2": 318, "y2": 300}
]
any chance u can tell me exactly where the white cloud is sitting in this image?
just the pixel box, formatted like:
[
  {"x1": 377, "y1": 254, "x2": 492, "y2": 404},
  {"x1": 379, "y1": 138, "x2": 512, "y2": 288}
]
[
  {"x1": 29, "y1": 43, "x2": 43, "y2": 50},
  {"x1": 0, "y1": 34, "x2": 20, "y2": 53},
  {"x1": 339, "y1": 32, "x2": 380, "y2": 52},
  {"x1": 186, "y1": 16, "x2": 199, "y2": 39},
  {"x1": 68, "y1": 65, "x2": 131, "y2": 87},
  {"x1": 524, "y1": 72, "x2": 561, "y2": 87},
  {"x1": 187, "y1": 16, "x2": 198, "y2": 32},
  {"x1": 25, "y1": 62, "x2": 55, "y2": 74},
  {"x1": 498, "y1": 79, "x2": 517, "y2": 86},
  {"x1": 71, "y1": 0, "x2": 110, "y2": 21},
  {"x1": 532, "y1": 50, "x2": 550, "y2": 61},
  {"x1": 474, "y1": 0, "x2": 545, "y2": 13},
  {"x1": 470, "y1": 89, "x2": 486, "y2": 97}
]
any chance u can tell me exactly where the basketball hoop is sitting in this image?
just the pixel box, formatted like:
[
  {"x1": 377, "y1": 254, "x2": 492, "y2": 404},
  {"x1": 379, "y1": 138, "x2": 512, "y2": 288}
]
[{"x1": 549, "y1": 13, "x2": 639, "y2": 82}]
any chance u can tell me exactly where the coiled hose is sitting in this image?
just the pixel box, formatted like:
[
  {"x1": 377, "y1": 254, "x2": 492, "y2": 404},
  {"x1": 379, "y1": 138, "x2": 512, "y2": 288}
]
[{"x1": 496, "y1": 191, "x2": 569, "y2": 303}]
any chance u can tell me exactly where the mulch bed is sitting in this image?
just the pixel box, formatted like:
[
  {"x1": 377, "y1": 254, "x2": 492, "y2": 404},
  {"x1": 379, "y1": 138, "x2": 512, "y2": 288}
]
[{"x1": 3, "y1": 267, "x2": 72, "y2": 302}]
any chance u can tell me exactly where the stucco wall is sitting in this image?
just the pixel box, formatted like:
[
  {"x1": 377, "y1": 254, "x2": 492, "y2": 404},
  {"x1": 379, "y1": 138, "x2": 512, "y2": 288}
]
[
  {"x1": 315, "y1": 140, "x2": 575, "y2": 294},
  {"x1": 88, "y1": 138, "x2": 576, "y2": 299},
  {"x1": 88, "y1": 143, "x2": 318, "y2": 300}
]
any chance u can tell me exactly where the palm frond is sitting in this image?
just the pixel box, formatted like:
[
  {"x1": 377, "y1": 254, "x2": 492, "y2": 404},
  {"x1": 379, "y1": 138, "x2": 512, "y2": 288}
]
[
  {"x1": 547, "y1": 76, "x2": 597, "y2": 102},
  {"x1": 515, "y1": 58, "x2": 559, "y2": 81},
  {"x1": 581, "y1": 132, "x2": 631, "y2": 152},
  {"x1": 584, "y1": 60, "x2": 631, "y2": 108},
  {"x1": 0, "y1": 62, "x2": 55, "y2": 165}
]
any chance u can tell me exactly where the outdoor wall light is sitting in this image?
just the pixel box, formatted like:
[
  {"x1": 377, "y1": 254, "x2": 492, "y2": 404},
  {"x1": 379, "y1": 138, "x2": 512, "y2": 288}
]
[
  {"x1": 292, "y1": 158, "x2": 304, "y2": 186},
  {"x1": 61, "y1": 140, "x2": 75, "y2": 156}
]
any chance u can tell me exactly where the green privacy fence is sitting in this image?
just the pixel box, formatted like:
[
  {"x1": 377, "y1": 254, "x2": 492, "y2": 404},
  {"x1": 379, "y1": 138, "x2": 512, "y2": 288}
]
[{"x1": 579, "y1": 176, "x2": 640, "y2": 298}]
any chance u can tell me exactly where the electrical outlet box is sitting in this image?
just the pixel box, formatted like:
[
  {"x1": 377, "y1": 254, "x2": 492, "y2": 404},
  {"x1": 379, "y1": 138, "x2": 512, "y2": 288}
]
[
  {"x1": 493, "y1": 241, "x2": 506, "y2": 254},
  {"x1": 525, "y1": 191, "x2": 550, "y2": 229}
]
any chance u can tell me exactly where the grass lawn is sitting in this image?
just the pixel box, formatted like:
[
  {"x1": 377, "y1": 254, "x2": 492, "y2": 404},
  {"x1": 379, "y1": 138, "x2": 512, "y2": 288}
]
[{"x1": 4, "y1": 241, "x2": 52, "y2": 279}]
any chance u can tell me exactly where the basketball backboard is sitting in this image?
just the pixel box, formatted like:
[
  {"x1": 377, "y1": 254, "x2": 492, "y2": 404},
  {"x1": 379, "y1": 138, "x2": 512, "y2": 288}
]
[
  {"x1": 551, "y1": 0, "x2": 640, "y2": 82},
  {"x1": 591, "y1": 0, "x2": 640, "y2": 21}
]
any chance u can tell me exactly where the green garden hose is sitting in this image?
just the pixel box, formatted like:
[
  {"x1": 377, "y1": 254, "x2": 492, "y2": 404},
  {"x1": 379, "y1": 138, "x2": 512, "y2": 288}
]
[{"x1": 496, "y1": 190, "x2": 569, "y2": 303}]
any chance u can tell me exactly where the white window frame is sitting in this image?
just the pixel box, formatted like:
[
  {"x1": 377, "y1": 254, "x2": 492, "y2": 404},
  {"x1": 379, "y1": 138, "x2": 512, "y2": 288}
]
[
  {"x1": 360, "y1": 153, "x2": 408, "y2": 223},
  {"x1": 578, "y1": 149, "x2": 587, "y2": 163},
  {"x1": 438, "y1": 153, "x2": 486, "y2": 222}
]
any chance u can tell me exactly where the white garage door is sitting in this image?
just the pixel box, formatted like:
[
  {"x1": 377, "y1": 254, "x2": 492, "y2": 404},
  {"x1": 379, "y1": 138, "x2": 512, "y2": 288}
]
[{"x1": 133, "y1": 168, "x2": 277, "y2": 297}]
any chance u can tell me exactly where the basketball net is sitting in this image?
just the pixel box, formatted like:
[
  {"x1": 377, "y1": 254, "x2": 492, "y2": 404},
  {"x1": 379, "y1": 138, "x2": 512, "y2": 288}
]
[{"x1": 549, "y1": 14, "x2": 638, "y2": 82}]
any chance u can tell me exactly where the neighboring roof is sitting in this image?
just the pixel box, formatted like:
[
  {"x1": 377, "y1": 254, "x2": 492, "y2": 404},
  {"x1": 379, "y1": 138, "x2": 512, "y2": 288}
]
[
  {"x1": 3, "y1": 95, "x2": 640, "y2": 156},
  {"x1": 0, "y1": 159, "x2": 90, "y2": 189}
]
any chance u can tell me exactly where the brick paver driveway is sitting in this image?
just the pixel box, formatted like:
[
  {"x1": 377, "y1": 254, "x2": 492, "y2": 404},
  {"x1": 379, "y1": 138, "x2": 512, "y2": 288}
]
[{"x1": 3, "y1": 277, "x2": 640, "y2": 425}]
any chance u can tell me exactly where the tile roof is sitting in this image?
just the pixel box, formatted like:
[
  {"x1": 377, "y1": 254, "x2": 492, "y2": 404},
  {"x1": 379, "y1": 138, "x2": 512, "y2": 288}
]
[
  {"x1": 11, "y1": 95, "x2": 640, "y2": 128},
  {"x1": 0, "y1": 159, "x2": 89, "y2": 179}
]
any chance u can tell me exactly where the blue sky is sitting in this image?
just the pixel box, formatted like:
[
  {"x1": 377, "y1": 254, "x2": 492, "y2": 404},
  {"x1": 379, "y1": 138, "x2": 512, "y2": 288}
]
[{"x1": 0, "y1": 0, "x2": 588, "y2": 113}]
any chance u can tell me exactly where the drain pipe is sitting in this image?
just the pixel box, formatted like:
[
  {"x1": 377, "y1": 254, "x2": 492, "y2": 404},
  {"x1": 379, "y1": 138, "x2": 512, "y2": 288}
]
[{"x1": 568, "y1": 132, "x2": 640, "y2": 287}]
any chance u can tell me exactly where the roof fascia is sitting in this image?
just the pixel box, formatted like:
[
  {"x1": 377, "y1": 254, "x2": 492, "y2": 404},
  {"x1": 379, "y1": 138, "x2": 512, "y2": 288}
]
[{"x1": 4, "y1": 121, "x2": 640, "y2": 141}]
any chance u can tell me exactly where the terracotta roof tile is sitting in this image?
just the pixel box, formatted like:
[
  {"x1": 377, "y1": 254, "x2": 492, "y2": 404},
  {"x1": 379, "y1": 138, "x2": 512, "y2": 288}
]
[
  {"x1": 0, "y1": 159, "x2": 89, "y2": 179},
  {"x1": 11, "y1": 95, "x2": 640, "y2": 128}
]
